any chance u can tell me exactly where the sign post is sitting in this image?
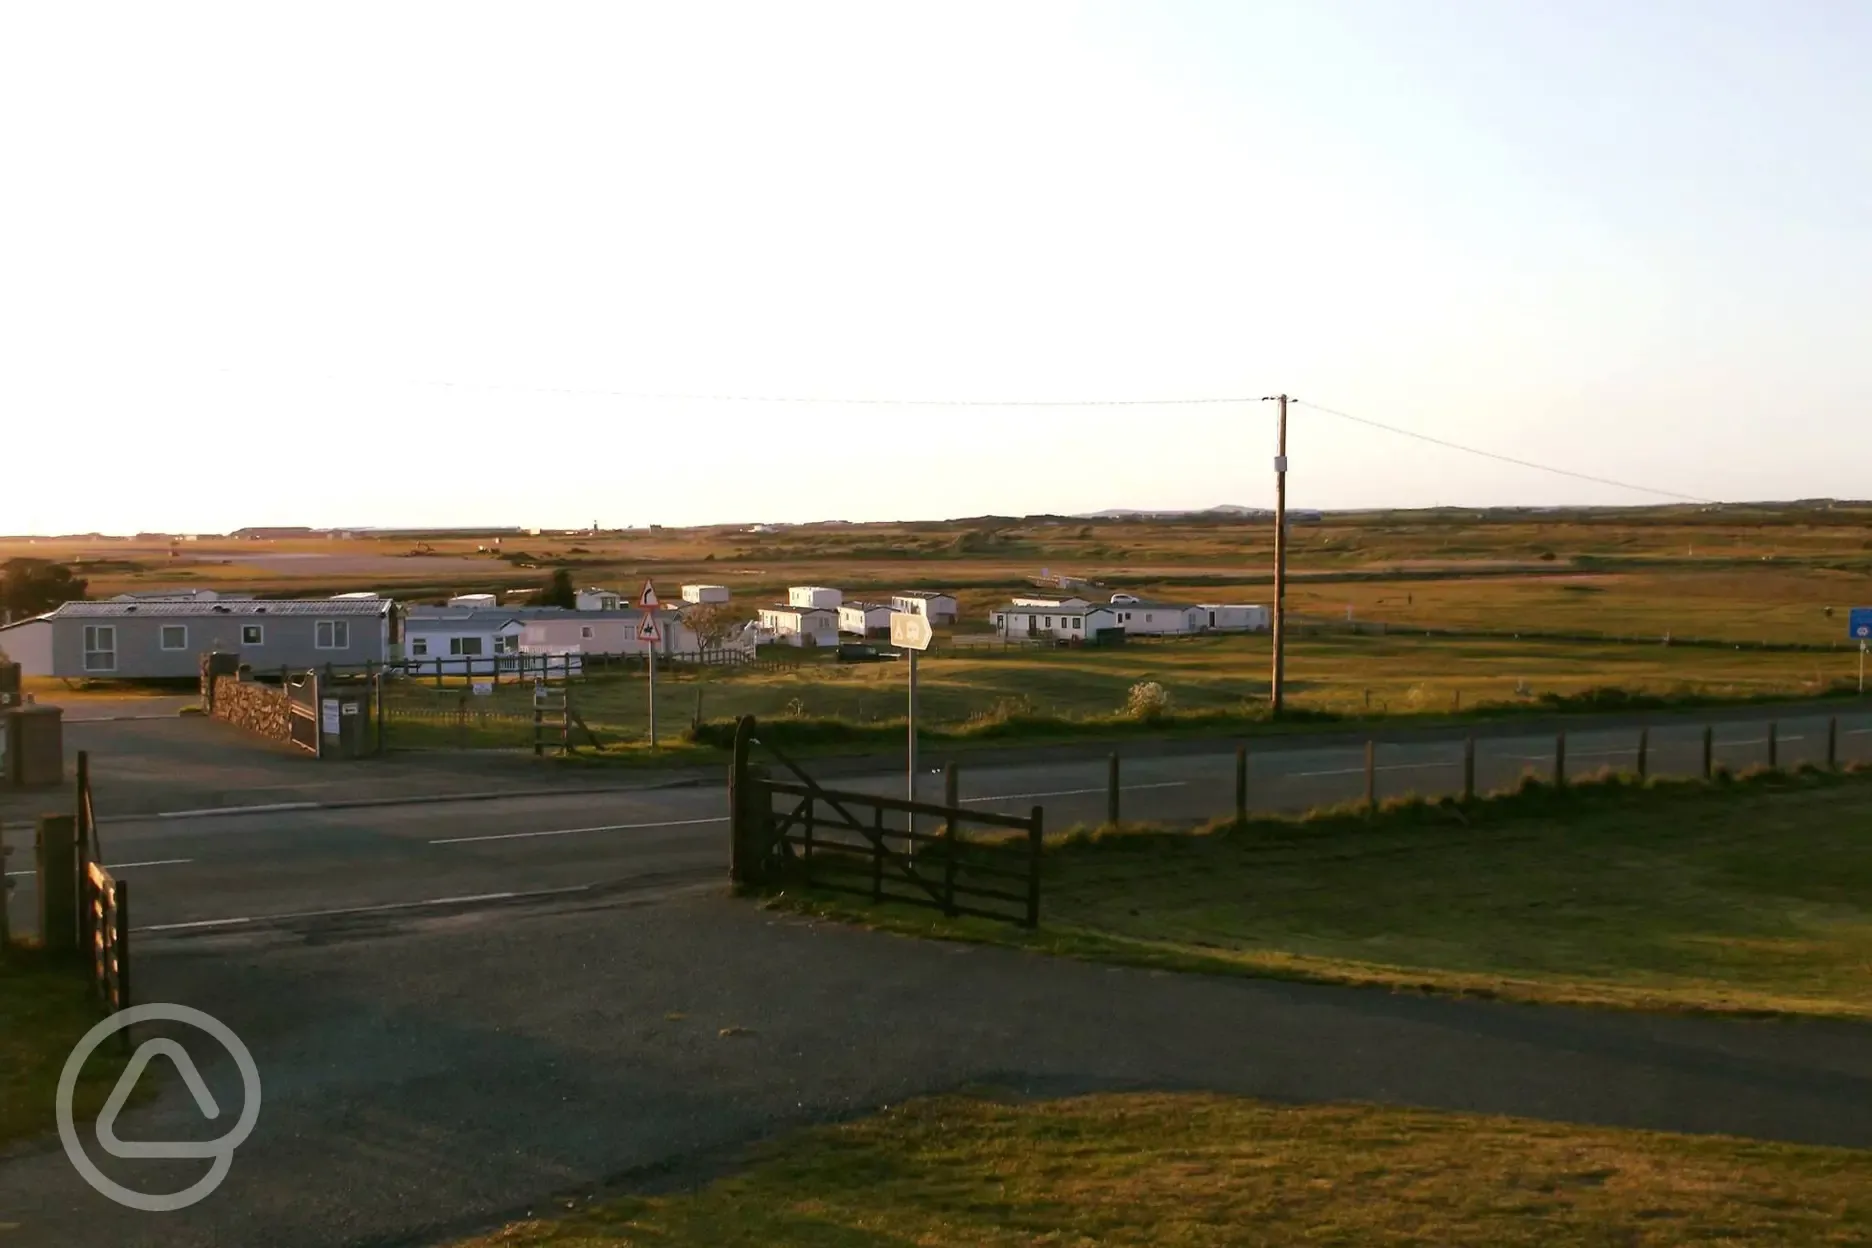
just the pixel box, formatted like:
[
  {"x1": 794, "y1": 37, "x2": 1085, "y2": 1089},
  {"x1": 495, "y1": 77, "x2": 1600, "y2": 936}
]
[
  {"x1": 890, "y1": 612, "x2": 934, "y2": 838},
  {"x1": 1850, "y1": 609, "x2": 1872, "y2": 695},
  {"x1": 640, "y1": 582, "x2": 662, "y2": 747}
]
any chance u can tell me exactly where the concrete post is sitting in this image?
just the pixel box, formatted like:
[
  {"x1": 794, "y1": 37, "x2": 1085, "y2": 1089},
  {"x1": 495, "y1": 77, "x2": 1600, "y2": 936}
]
[{"x1": 36, "y1": 814, "x2": 77, "y2": 954}]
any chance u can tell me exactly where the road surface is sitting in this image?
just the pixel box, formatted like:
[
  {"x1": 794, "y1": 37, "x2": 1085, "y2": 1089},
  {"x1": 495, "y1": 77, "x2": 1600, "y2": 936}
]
[{"x1": 6, "y1": 707, "x2": 1871, "y2": 935}]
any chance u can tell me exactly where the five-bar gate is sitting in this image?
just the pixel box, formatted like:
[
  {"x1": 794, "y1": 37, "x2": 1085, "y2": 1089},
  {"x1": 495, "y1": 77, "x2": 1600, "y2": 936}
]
[{"x1": 727, "y1": 717, "x2": 1045, "y2": 927}]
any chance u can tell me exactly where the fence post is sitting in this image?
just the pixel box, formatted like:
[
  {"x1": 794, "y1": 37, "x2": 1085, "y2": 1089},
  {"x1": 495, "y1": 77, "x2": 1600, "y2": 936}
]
[
  {"x1": 36, "y1": 815, "x2": 77, "y2": 954},
  {"x1": 1364, "y1": 740, "x2": 1376, "y2": 814},
  {"x1": 942, "y1": 763, "x2": 959, "y2": 917},
  {"x1": 1702, "y1": 726, "x2": 1714, "y2": 779},
  {"x1": 801, "y1": 796, "x2": 815, "y2": 885},
  {"x1": 0, "y1": 825, "x2": 11, "y2": 951},
  {"x1": 871, "y1": 806, "x2": 885, "y2": 903},
  {"x1": 1462, "y1": 736, "x2": 1476, "y2": 802},
  {"x1": 1636, "y1": 727, "x2": 1649, "y2": 780},
  {"x1": 1767, "y1": 721, "x2": 1778, "y2": 769},
  {"x1": 434, "y1": 657, "x2": 443, "y2": 689},
  {"x1": 728, "y1": 715, "x2": 756, "y2": 885},
  {"x1": 1828, "y1": 716, "x2": 1838, "y2": 769},
  {"x1": 1234, "y1": 745, "x2": 1248, "y2": 824},
  {"x1": 1107, "y1": 752, "x2": 1120, "y2": 827},
  {"x1": 1025, "y1": 805, "x2": 1043, "y2": 928},
  {"x1": 1554, "y1": 732, "x2": 1566, "y2": 788}
]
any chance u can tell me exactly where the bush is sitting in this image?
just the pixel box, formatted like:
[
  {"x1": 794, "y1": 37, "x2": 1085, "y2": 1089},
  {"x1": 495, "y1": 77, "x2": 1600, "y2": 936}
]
[{"x1": 1124, "y1": 681, "x2": 1172, "y2": 721}]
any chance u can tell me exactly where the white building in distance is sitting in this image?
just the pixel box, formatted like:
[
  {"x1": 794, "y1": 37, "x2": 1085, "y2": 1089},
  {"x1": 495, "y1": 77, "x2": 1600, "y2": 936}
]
[{"x1": 787, "y1": 586, "x2": 842, "y2": 609}]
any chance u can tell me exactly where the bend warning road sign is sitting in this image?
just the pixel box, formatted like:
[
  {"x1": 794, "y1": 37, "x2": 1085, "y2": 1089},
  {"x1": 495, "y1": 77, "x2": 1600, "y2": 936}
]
[
  {"x1": 640, "y1": 581, "x2": 658, "y2": 609},
  {"x1": 889, "y1": 611, "x2": 933, "y2": 651},
  {"x1": 638, "y1": 613, "x2": 662, "y2": 643}
]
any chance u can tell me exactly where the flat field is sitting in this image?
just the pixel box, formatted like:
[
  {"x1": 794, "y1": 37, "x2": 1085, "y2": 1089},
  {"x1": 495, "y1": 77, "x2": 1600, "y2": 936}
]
[{"x1": 12, "y1": 505, "x2": 1872, "y2": 735}]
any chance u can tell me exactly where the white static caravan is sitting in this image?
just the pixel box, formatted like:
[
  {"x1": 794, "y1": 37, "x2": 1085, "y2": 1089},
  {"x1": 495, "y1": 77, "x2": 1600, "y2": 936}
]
[
  {"x1": 990, "y1": 602, "x2": 1118, "y2": 641},
  {"x1": 1196, "y1": 604, "x2": 1270, "y2": 632},
  {"x1": 889, "y1": 591, "x2": 959, "y2": 625},
  {"x1": 681, "y1": 584, "x2": 731, "y2": 605},
  {"x1": 759, "y1": 604, "x2": 839, "y2": 647},
  {"x1": 1108, "y1": 599, "x2": 1201, "y2": 636},
  {"x1": 786, "y1": 586, "x2": 842, "y2": 610},
  {"x1": 575, "y1": 588, "x2": 625, "y2": 612},
  {"x1": 837, "y1": 601, "x2": 895, "y2": 638}
]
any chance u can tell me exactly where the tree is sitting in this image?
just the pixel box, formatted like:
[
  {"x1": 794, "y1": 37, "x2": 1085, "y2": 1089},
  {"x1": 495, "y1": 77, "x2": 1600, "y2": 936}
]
[
  {"x1": 539, "y1": 568, "x2": 577, "y2": 609},
  {"x1": 1, "y1": 559, "x2": 87, "y2": 620},
  {"x1": 682, "y1": 601, "x2": 744, "y2": 651}
]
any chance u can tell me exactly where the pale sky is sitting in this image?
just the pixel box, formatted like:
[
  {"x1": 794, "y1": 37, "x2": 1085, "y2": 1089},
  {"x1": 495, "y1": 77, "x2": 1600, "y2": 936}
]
[{"x1": 2, "y1": 1, "x2": 1867, "y2": 534}]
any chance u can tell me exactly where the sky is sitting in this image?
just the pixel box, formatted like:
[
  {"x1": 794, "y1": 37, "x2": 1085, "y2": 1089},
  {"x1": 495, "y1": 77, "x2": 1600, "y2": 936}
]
[{"x1": 2, "y1": 1, "x2": 1867, "y2": 534}]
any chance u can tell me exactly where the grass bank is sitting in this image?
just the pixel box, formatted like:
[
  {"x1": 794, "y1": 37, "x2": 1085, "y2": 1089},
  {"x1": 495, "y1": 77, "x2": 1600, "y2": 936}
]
[
  {"x1": 0, "y1": 946, "x2": 127, "y2": 1147},
  {"x1": 452, "y1": 1092, "x2": 1872, "y2": 1247},
  {"x1": 769, "y1": 764, "x2": 1872, "y2": 1021}
]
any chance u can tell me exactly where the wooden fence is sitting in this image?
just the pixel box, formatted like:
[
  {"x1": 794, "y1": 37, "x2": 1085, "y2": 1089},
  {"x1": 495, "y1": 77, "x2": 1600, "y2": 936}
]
[{"x1": 727, "y1": 716, "x2": 1044, "y2": 926}]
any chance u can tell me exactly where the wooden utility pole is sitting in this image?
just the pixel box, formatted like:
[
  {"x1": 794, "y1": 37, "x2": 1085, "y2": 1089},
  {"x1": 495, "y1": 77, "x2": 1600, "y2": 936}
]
[{"x1": 1262, "y1": 394, "x2": 1290, "y2": 713}]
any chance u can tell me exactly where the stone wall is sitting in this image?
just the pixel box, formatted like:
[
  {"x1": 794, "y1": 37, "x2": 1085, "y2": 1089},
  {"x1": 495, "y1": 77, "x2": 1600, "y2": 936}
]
[{"x1": 210, "y1": 674, "x2": 292, "y2": 743}]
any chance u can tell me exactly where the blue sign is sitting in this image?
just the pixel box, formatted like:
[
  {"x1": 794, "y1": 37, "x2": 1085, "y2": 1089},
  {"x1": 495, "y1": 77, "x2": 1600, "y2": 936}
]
[{"x1": 1851, "y1": 607, "x2": 1872, "y2": 641}]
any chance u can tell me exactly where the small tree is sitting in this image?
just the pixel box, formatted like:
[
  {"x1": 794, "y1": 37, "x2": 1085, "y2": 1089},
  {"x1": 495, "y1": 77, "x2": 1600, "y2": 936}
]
[
  {"x1": 0, "y1": 558, "x2": 87, "y2": 619},
  {"x1": 539, "y1": 568, "x2": 577, "y2": 609},
  {"x1": 682, "y1": 601, "x2": 744, "y2": 652}
]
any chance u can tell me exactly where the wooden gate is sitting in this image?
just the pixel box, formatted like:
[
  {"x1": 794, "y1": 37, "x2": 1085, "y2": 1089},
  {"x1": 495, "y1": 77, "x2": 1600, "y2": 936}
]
[
  {"x1": 727, "y1": 716, "x2": 1044, "y2": 927},
  {"x1": 75, "y1": 752, "x2": 131, "y2": 1019},
  {"x1": 286, "y1": 671, "x2": 320, "y2": 754}
]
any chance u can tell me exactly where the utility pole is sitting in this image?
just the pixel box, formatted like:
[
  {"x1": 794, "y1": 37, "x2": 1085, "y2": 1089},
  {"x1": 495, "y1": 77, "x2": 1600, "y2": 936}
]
[{"x1": 1261, "y1": 394, "x2": 1290, "y2": 713}]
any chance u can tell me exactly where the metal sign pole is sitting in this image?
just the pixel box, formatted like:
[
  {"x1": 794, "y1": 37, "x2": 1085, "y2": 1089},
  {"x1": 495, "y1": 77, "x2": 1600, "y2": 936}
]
[
  {"x1": 648, "y1": 643, "x2": 657, "y2": 748},
  {"x1": 1860, "y1": 640, "x2": 1866, "y2": 695},
  {"x1": 907, "y1": 647, "x2": 918, "y2": 838}
]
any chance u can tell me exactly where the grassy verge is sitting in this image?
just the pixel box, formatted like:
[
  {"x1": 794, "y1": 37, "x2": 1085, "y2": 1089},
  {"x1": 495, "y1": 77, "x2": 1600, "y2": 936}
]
[
  {"x1": 0, "y1": 945, "x2": 127, "y2": 1147},
  {"x1": 769, "y1": 765, "x2": 1872, "y2": 1020},
  {"x1": 451, "y1": 1091, "x2": 1872, "y2": 1247}
]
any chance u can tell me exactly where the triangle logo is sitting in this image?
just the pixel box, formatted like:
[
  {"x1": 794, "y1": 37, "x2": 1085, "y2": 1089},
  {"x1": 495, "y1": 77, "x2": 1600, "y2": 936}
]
[{"x1": 96, "y1": 1038, "x2": 225, "y2": 1160}]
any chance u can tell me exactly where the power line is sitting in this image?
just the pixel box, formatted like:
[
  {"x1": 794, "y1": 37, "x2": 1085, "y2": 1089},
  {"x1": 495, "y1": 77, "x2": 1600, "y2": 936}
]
[
  {"x1": 213, "y1": 366, "x2": 1258, "y2": 408},
  {"x1": 1292, "y1": 400, "x2": 1713, "y2": 504}
]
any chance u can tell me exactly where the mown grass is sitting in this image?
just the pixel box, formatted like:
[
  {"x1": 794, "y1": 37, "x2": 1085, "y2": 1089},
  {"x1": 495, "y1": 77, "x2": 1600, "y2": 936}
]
[
  {"x1": 770, "y1": 765, "x2": 1872, "y2": 1021},
  {"x1": 450, "y1": 1091, "x2": 1872, "y2": 1247},
  {"x1": 0, "y1": 945, "x2": 127, "y2": 1146}
]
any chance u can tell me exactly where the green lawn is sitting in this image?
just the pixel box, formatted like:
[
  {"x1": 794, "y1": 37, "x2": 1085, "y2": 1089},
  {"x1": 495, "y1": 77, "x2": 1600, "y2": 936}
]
[
  {"x1": 777, "y1": 767, "x2": 1872, "y2": 1020},
  {"x1": 451, "y1": 1092, "x2": 1872, "y2": 1247},
  {"x1": 0, "y1": 947, "x2": 127, "y2": 1145}
]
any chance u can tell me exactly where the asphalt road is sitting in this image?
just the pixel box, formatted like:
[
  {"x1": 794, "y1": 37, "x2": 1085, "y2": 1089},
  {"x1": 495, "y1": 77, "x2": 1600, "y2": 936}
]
[
  {"x1": 1, "y1": 894, "x2": 1869, "y2": 1248},
  {"x1": 6, "y1": 708, "x2": 1872, "y2": 936},
  {"x1": 4, "y1": 707, "x2": 1872, "y2": 1247}
]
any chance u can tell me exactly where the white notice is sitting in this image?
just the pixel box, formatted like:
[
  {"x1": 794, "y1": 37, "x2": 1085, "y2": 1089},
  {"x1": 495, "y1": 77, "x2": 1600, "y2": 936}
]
[{"x1": 320, "y1": 699, "x2": 341, "y2": 735}]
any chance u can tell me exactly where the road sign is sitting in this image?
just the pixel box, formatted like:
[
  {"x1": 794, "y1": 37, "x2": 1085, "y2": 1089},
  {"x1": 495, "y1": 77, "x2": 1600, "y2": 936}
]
[
  {"x1": 640, "y1": 581, "x2": 658, "y2": 608},
  {"x1": 890, "y1": 611, "x2": 933, "y2": 651},
  {"x1": 1850, "y1": 607, "x2": 1872, "y2": 640},
  {"x1": 637, "y1": 613, "x2": 661, "y2": 642}
]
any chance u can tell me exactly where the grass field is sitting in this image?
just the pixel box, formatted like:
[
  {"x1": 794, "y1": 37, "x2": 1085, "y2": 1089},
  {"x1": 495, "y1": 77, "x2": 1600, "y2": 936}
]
[
  {"x1": 0, "y1": 947, "x2": 127, "y2": 1147},
  {"x1": 380, "y1": 629, "x2": 1866, "y2": 753},
  {"x1": 775, "y1": 766, "x2": 1872, "y2": 1021},
  {"x1": 451, "y1": 1091, "x2": 1872, "y2": 1247},
  {"x1": 14, "y1": 507, "x2": 1872, "y2": 745}
]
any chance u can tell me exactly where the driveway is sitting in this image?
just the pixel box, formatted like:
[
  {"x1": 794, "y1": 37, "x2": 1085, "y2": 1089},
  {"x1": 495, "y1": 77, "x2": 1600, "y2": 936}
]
[{"x1": 0, "y1": 891, "x2": 1867, "y2": 1248}]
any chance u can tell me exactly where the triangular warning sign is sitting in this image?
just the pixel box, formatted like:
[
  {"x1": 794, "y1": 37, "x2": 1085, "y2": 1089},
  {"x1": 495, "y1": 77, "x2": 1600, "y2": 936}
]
[
  {"x1": 640, "y1": 580, "x2": 658, "y2": 608},
  {"x1": 637, "y1": 613, "x2": 661, "y2": 642}
]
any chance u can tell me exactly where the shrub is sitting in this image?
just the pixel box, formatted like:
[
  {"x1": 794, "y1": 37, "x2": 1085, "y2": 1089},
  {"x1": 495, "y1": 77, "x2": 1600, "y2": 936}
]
[{"x1": 1124, "y1": 681, "x2": 1172, "y2": 721}]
